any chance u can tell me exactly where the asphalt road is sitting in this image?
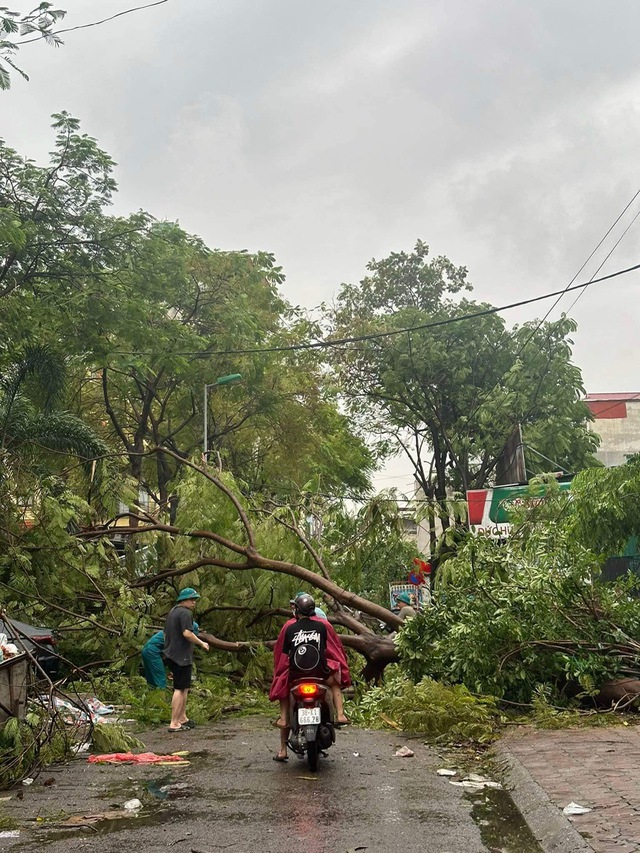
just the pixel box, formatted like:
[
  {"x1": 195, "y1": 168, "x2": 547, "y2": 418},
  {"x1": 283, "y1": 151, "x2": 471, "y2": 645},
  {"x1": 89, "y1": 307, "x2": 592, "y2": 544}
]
[{"x1": 2, "y1": 717, "x2": 506, "y2": 853}]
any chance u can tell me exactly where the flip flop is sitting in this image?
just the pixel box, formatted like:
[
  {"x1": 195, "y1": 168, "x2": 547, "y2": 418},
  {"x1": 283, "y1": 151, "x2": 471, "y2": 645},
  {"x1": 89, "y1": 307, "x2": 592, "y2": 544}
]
[
  {"x1": 272, "y1": 754, "x2": 288, "y2": 762},
  {"x1": 168, "y1": 725, "x2": 185, "y2": 733},
  {"x1": 334, "y1": 719, "x2": 350, "y2": 728},
  {"x1": 182, "y1": 719, "x2": 196, "y2": 729}
]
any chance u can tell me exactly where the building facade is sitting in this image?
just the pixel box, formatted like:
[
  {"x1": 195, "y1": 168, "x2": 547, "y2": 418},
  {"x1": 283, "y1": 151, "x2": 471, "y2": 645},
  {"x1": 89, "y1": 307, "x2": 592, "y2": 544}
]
[{"x1": 584, "y1": 393, "x2": 640, "y2": 467}]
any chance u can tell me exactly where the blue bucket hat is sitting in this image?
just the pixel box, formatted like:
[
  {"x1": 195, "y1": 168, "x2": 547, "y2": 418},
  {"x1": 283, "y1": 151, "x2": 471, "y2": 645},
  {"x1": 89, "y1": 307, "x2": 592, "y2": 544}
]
[
  {"x1": 176, "y1": 587, "x2": 200, "y2": 602},
  {"x1": 395, "y1": 591, "x2": 412, "y2": 605}
]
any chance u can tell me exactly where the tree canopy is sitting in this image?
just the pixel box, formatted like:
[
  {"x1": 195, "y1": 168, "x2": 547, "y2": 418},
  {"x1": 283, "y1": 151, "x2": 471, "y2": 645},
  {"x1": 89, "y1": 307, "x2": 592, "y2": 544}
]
[{"x1": 330, "y1": 241, "x2": 599, "y2": 537}]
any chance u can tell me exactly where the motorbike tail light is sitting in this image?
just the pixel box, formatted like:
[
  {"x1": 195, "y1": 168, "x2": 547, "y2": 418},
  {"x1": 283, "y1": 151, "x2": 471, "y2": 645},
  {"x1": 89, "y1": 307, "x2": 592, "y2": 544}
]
[{"x1": 299, "y1": 683, "x2": 320, "y2": 697}]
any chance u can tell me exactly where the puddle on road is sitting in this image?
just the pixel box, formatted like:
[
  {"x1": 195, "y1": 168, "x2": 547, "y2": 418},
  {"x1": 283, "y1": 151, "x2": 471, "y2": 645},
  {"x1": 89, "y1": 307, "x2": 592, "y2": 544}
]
[
  {"x1": 29, "y1": 807, "x2": 181, "y2": 844},
  {"x1": 17, "y1": 775, "x2": 205, "y2": 846},
  {"x1": 469, "y1": 788, "x2": 543, "y2": 852}
]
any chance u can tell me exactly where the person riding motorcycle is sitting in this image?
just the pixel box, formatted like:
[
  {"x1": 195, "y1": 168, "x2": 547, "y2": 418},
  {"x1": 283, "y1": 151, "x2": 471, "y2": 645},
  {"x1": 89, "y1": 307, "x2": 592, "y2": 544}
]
[{"x1": 270, "y1": 592, "x2": 350, "y2": 761}]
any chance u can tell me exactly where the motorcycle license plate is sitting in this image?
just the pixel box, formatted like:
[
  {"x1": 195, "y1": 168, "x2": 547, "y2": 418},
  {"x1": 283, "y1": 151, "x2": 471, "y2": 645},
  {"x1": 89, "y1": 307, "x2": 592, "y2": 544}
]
[{"x1": 298, "y1": 707, "x2": 321, "y2": 725}]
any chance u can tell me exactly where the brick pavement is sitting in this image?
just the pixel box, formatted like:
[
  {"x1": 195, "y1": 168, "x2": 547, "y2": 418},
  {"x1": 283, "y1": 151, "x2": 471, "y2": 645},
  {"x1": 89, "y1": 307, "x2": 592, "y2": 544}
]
[{"x1": 502, "y1": 726, "x2": 640, "y2": 853}]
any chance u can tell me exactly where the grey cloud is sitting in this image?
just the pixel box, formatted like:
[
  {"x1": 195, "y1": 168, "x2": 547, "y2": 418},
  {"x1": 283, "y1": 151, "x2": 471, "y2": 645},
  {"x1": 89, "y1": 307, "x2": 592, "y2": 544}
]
[{"x1": 3, "y1": 0, "x2": 640, "y2": 396}]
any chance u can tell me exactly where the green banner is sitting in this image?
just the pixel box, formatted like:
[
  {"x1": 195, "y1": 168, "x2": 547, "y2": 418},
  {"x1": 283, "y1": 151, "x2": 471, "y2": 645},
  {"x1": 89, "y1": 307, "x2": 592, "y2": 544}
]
[{"x1": 488, "y1": 481, "x2": 572, "y2": 523}]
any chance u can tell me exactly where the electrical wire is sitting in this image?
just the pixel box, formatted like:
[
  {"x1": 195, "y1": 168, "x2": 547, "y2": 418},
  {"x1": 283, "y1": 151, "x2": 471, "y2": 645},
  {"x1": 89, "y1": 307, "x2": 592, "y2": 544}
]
[
  {"x1": 450, "y1": 191, "x2": 640, "y2": 482},
  {"x1": 17, "y1": 1, "x2": 169, "y2": 45},
  {"x1": 465, "y1": 191, "x2": 640, "y2": 425},
  {"x1": 110, "y1": 261, "x2": 640, "y2": 358},
  {"x1": 565, "y1": 205, "x2": 640, "y2": 315}
]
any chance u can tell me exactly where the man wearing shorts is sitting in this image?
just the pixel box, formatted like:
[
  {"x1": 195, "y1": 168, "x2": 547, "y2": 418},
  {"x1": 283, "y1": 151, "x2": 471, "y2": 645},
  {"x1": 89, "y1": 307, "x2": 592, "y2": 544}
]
[{"x1": 163, "y1": 588, "x2": 209, "y2": 732}]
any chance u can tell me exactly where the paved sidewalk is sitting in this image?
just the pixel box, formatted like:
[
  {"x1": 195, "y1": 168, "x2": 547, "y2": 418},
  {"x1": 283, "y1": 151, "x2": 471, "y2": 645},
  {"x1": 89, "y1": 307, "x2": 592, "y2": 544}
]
[{"x1": 500, "y1": 725, "x2": 640, "y2": 853}]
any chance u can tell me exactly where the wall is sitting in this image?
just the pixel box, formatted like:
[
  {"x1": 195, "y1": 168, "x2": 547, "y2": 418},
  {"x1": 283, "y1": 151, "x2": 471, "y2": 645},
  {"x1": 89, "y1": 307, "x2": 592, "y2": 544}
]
[{"x1": 586, "y1": 396, "x2": 640, "y2": 467}]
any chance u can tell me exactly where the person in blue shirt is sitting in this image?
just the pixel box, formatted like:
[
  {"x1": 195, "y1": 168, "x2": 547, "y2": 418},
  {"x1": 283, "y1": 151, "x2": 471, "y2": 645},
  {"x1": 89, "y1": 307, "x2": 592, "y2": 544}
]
[{"x1": 141, "y1": 620, "x2": 201, "y2": 688}]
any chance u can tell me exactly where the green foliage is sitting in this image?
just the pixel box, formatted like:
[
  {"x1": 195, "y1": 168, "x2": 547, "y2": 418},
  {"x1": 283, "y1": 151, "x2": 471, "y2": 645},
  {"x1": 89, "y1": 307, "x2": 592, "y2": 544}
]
[
  {"x1": 0, "y1": 3, "x2": 65, "y2": 89},
  {"x1": 348, "y1": 668, "x2": 500, "y2": 744},
  {"x1": 74, "y1": 674, "x2": 271, "y2": 727},
  {"x1": 91, "y1": 723, "x2": 144, "y2": 754},
  {"x1": 0, "y1": 709, "x2": 71, "y2": 788},
  {"x1": 527, "y1": 686, "x2": 631, "y2": 730},
  {"x1": 0, "y1": 116, "x2": 376, "y2": 684},
  {"x1": 330, "y1": 241, "x2": 599, "y2": 536},
  {"x1": 395, "y1": 460, "x2": 640, "y2": 703},
  {"x1": 320, "y1": 493, "x2": 419, "y2": 607}
]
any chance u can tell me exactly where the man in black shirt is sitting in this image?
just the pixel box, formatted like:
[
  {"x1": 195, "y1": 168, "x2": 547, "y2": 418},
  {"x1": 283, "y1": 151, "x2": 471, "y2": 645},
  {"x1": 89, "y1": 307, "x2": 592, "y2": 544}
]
[
  {"x1": 282, "y1": 612, "x2": 329, "y2": 682},
  {"x1": 163, "y1": 587, "x2": 209, "y2": 732}
]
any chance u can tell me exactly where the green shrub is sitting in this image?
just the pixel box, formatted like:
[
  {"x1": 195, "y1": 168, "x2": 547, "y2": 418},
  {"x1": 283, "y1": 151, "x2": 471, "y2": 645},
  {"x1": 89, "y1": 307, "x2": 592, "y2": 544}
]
[
  {"x1": 72, "y1": 673, "x2": 271, "y2": 727},
  {"x1": 347, "y1": 668, "x2": 500, "y2": 744}
]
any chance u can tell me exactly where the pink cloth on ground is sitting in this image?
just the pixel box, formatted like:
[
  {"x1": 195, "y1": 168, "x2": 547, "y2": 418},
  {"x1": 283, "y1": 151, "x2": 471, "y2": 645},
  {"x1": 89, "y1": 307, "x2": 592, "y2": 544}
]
[{"x1": 88, "y1": 752, "x2": 186, "y2": 764}]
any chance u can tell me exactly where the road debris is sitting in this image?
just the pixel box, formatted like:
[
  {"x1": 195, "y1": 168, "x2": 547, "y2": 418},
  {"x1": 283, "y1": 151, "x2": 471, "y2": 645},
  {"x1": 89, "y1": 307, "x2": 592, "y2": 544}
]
[
  {"x1": 88, "y1": 751, "x2": 190, "y2": 765},
  {"x1": 394, "y1": 746, "x2": 415, "y2": 758},
  {"x1": 437, "y1": 768, "x2": 457, "y2": 776},
  {"x1": 55, "y1": 809, "x2": 140, "y2": 828},
  {"x1": 449, "y1": 773, "x2": 502, "y2": 790},
  {"x1": 562, "y1": 801, "x2": 592, "y2": 815}
]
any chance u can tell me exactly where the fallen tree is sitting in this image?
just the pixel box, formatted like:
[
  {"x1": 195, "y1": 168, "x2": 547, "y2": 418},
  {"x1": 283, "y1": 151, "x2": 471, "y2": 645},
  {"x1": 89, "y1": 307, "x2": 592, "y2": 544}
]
[
  {"x1": 395, "y1": 462, "x2": 640, "y2": 706},
  {"x1": 78, "y1": 449, "x2": 403, "y2": 680}
]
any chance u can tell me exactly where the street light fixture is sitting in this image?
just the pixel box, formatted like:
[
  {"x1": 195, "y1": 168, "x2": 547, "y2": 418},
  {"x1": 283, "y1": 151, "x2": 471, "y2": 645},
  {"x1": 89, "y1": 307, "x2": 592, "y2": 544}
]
[{"x1": 203, "y1": 373, "x2": 242, "y2": 459}]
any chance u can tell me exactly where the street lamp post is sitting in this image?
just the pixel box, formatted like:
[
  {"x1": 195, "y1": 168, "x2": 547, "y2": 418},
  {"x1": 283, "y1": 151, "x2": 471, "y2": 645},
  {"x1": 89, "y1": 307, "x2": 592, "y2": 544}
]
[{"x1": 203, "y1": 373, "x2": 242, "y2": 460}]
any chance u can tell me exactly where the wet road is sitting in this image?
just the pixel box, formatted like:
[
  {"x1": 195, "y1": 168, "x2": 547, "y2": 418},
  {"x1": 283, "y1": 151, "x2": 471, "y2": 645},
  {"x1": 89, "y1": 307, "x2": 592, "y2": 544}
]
[{"x1": 3, "y1": 717, "x2": 509, "y2": 852}]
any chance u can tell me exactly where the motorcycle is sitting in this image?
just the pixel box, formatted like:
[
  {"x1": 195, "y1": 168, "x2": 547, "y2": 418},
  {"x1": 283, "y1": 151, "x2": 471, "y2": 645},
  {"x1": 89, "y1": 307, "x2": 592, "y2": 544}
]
[{"x1": 287, "y1": 677, "x2": 336, "y2": 771}]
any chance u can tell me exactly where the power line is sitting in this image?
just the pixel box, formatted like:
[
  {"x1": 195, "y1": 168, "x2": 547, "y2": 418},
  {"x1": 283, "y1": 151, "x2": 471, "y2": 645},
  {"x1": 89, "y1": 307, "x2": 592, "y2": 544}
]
[
  {"x1": 466, "y1": 190, "x2": 640, "y2": 425},
  {"x1": 565, "y1": 204, "x2": 640, "y2": 315},
  {"x1": 18, "y1": 1, "x2": 169, "y2": 45},
  {"x1": 529, "y1": 188, "x2": 640, "y2": 331},
  {"x1": 110, "y1": 261, "x2": 640, "y2": 358},
  {"x1": 452, "y1": 192, "x2": 640, "y2": 482}
]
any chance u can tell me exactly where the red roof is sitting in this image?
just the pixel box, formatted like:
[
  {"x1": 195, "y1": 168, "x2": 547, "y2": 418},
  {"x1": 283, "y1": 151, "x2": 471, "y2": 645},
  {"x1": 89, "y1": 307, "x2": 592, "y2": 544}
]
[{"x1": 584, "y1": 393, "x2": 640, "y2": 402}]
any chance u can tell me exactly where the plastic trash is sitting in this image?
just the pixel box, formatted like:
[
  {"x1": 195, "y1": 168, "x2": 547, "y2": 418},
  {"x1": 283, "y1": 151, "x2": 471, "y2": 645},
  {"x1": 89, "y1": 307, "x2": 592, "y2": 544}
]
[
  {"x1": 0, "y1": 830, "x2": 20, "y2": 838},
  {"x1": 21, "y1": 778, "x2": 34, "y2": 785},
  {"x1": 394, "y1": 746, "x2": 415, "y2": 758},
  {"x1": 450, "y1": 778, "x2": 502, "y2": 790},
  {"x1": 123, "y1": 798, "x2": 142, "y2": 811},
  {"x1": 84, "y1": 697, "x2": 114, "y2": 716},
  {"x1": 563, "y1": 802, "x2": 592, "y2": 816},
  {"x1": 437, "y1": 768, "x2": 457, "y2": 776},
  {"x1": 158, "y1": 782, "x2": 189, "y2": 793}
]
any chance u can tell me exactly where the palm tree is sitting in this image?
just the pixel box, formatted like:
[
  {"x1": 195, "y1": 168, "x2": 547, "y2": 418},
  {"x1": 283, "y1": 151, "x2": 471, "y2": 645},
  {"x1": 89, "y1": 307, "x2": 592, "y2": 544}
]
[{"x1": 0, "y1": 344, "x2": 107, "y2": 469}]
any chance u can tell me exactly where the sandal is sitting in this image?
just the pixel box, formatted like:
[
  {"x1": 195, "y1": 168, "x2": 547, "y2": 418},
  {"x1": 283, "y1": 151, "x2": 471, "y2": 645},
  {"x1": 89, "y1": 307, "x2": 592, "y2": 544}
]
[
  {"x1": 273, "y1": 754, "x2": 288, "y2": 762},
  {"x1": 182, "y1": 719, "x2": 196, "y2": 729},
  {"x1": 168, "y1": 725, "x2": 185, "y2": 733}
]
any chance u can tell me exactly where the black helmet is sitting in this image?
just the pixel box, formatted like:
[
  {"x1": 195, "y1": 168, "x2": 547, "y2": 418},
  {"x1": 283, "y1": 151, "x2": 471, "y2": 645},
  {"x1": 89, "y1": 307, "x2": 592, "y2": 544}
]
[{"x1": 293, "y1": 592, "x2": 315, "y2": 617}]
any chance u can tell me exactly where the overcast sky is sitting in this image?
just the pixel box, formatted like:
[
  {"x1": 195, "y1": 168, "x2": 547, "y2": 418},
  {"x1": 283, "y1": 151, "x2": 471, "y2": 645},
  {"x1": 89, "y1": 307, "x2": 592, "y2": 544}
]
[{"x1": 4, "y1": 0, "x2": 640, "y2": 494}]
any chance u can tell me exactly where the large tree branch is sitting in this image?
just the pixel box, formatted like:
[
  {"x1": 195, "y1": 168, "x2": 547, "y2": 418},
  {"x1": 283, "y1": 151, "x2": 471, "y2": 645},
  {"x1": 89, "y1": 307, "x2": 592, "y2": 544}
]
[{"x1": 154, "y1": 447, "x2": 256, "y2": 549}]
